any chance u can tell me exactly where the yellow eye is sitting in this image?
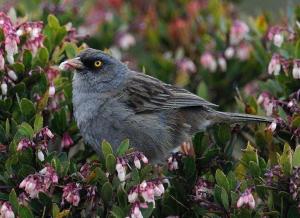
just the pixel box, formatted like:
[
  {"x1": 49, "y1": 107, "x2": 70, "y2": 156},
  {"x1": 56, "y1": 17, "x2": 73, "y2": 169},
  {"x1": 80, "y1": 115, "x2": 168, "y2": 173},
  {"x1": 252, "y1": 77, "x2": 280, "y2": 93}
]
[{"x1": 94, "y1": 60, "x2": 102, "y2": 67}]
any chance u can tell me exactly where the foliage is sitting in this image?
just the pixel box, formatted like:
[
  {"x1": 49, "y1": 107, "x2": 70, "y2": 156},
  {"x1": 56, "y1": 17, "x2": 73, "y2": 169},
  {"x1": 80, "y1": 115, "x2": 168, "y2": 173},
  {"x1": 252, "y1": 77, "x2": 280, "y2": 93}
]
[{"x1": 0, "y1": 1, "x2": 299, "y2": 217}]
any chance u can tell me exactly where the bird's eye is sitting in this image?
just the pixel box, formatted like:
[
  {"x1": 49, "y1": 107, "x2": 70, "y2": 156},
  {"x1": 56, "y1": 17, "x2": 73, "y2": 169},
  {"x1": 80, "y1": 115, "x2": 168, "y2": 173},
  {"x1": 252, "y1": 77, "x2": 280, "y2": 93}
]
[{"x1": 94, "y1": 60, "x2": 102, "y2": 68}]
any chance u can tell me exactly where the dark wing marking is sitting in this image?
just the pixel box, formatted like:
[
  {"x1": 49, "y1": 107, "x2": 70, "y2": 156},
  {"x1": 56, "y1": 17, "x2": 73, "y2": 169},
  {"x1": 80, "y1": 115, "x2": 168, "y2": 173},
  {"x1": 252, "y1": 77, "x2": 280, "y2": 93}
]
[{"x1": 122, "y1": 72, "x2": 218, "y2": 113}]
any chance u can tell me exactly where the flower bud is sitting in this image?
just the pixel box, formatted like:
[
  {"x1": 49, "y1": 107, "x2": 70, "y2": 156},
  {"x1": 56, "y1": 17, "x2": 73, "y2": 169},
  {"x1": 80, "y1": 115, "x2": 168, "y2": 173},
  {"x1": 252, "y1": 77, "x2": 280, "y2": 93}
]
[
  {"x1": 1, "y1": 82, "x2": 7, "y2": 95},
  {"x1": 37, "y1": 149, "x2": 44, "y2": 161},
  {"x1": 8, "y1": 70, "x2": 17, "y2": 81},
  {"x1": 273, "y1": 33, "x2": 284, "y2": 47},
  {"x1": 48, "y1": 84, "x2": 55, "y2": 97}
]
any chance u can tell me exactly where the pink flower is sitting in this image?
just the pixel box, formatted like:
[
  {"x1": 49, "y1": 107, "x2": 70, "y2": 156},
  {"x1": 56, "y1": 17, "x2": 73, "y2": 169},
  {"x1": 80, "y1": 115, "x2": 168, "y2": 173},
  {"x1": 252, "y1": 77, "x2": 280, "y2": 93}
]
[
  {"x1": 116, "y1": 158, "x2": 126, "y2": 182},
  {"x1": 194, "y1": 179, "x2": 210, "y2": 201},
  {"x1": 7, "y1": 70, "x2": 17, "y2": 81},
  {"x1": 217, "y1": 56, "x2": 227, "y2": 72},
  {"x1": 62, "y1": 183, "x2": 81, "y2": 206},
  {"x1": 48, "y1": 84, "x2": 55, "y2": 97},
  {"x1": 0, "y1": 202, "x2": 15, "y2": 218},
  {"x1": 230, "y1": 20, "x2": 249, "y2": 45},
  {"x1": 200, "y1": 52, "x2": 217, "y2": 72},
  {"x1": 292, "y1": 60, "x2": 300, "y2": 79},
  {"x1": 1, "y1": 82, "x2": 7, "y2": 95},
  {"x1": 267, "y1": 26, "x2": 284, "y2": 47},
  {"x1": 134, "y1": 156, "x2": 141, "y2": 169},
  {"x1": 46, "y1": 67, "x2": 60, "y2": 81},
  {"x1": 236, "y1": 189, "x2": 255, "y2": 209},
  {"x1": 140, "y1": 181, "x2": 155, "y2": 204},
  {"x1": 0, "y1": 50, "x2": 4, "y2": 70},
  {"x1": 39, "y1": 165, "x2": 59, "y2": 188},
  {"x1": 61, "y1": 132, "x2": 73, "y2": 149},
  {"x1": 176, "y1": 58, "x2": 196, "y2": 73},
  {"x1": 130, "y1": 204, "x2": 144, "y2": 218},
  {"x1": 37, "y1": 149, "x2": 45, "y2": 161},
  {"x1": 267, "y1": 121, "x2": 277, "y2": 132},
  {"x1": 18, "y1": 22, "x2": 44, "y2": 55},
  {"x1": 128, "y1": 187, "x2": 139, "y2": 203},
  {"x1": 167, "y1": 156, "x2": 179, "y2": 171},
  {"x1": 117, "y1": 33, "x2": 136, "y2": 50},
  {"x1": 19, "y1": 166, "x2": 58, "y2": 199},
  {"x1": 19, "y1": 175, "x2": 42, "y2": 198},
  {"x1": 268, "y1": 54, "x2": 281, "y2": 76},
  {"x1": 224, "y1": 47, "x2": 234, "y2": 59},
  {"x1": 4, "y1": 33, "x2": 19, "y2": 64},
  {"x1": 79, "y1": 163, "x2": 91, "y2": 178},
  {"x1": 236, "y1": 43, "x2": 251, "y2": 61},
  {"x1": 17, "y1": 138, "x2": 35, "y2": 151}
]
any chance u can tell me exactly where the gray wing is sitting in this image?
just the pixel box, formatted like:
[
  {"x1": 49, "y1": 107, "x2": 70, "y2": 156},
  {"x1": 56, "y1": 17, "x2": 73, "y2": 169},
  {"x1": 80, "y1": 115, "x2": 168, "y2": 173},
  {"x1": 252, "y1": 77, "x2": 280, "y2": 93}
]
[{"x1": 121, "y1": 72, "x2": 218, "y2": 113}]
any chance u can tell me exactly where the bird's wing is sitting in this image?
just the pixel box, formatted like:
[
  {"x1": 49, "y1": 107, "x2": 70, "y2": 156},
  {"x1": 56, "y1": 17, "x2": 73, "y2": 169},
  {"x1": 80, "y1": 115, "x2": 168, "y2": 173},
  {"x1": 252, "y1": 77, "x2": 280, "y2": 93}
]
[{"x1": 122, "y1": 72, "x2": 218, "y2": 113}]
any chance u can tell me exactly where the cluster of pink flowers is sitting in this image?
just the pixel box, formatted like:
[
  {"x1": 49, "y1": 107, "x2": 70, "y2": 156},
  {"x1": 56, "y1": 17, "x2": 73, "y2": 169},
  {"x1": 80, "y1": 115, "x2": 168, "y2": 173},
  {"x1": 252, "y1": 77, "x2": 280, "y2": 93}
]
[
  {"x1": 268, "y1": 53, "x2": 300, "y2": 80},
  {"x1": 167, "y1": 153, "x2": 183, "y2": 171},
  {"x1": 116, "y1": 152, "x2": 148, "y2": 182},
  {"x1": 17, "y1": 21, "x2": 43, "y2": 55},
  {"x1": 62, "y1": 182, "x2": 81, "y2": 206},
  {"x1": 127, "y1": 180, "x2": 165, "y2": 217},
  {"x1": 176, "y1": 58, "x2": 196, "y2": 73},
  {"x1": 0, "y1": 202, "x2": 15, "y2": 218},
  {"x1": 230, "y1": 20, "x2": 249, "y2": 45},
  {"x1": 19, "y1": 165, "x2": 58, "y2": 198},
  {"x1": 199, "y1": 20, "x2": 252, "y2": 73},
  {"x1": 193, "y1": 178, "x2": 211, "y2": 201},
  {"x1": 264, "y1": 165, "x2": 283, "y2": 186},
  {"x1": 17, "y1": 127, "x2": 54, "y2": 161},
  {"x1": 236, "y1": 189, "x2": 255, "y2": 209},
  {"x1": 267, "y1": 26, "x2": 295, "y2": 48},
  {"x1": 0, "y1": 12, "x2": 45, "y2": 97},
  {"x1": 258, "y1": 89, "x2": 300, "y2": 136},
  {"x1": 116, "y1": 32, "x2": 136, "y2": 50}
]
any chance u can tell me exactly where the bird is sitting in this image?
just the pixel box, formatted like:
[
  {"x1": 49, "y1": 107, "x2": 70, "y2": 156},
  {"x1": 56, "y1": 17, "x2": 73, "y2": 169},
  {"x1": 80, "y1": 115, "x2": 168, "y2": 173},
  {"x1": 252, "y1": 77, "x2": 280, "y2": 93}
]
[{"x1": 59, "y1": 48, "x2": 272, "y2": 162}]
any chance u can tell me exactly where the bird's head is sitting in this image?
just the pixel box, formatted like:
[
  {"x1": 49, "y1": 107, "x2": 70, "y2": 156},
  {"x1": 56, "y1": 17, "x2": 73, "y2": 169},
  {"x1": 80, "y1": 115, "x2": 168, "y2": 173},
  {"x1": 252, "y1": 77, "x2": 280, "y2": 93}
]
[{"x1": 59, "y1": 48, "x2": 127, "y2": 85}]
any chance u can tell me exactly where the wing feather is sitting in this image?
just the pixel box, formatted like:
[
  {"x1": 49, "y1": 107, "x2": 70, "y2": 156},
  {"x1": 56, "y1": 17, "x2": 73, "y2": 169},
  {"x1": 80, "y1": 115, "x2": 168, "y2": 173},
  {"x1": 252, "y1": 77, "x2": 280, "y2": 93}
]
[{"x1": 122, "y1": 72, "x2": 218, "y2": 113}]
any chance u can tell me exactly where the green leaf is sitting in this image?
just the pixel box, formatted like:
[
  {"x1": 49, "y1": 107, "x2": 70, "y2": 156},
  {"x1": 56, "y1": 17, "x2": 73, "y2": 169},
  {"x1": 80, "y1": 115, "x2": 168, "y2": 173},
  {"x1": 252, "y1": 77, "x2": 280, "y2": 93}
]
[
  {"x1": 23, "y1": 50, "x2": 32, "y2": 70},
  {"x1": 293, "y1": 145, "x2": 300, "y2": 167},
  {"x1": 37, "y1": 47, "x2": 49, "y2": 67},
  {"x1": 14, "y1": 122, "x2": 34, "y2": 142},
  {"x1": 111, "y1": 205, "x2": 126, "y2": 218},
  {"x1": 215, "y1": 169, "x2": 230, "y2": 192},
  {"x1": 141, "y1": 202, "x2": 154, "y2": 218},
  {"x1": 52, "y1": 203, "x2": 60, "y2": 217},
  {"x1": 291, "y1": 116, "x2": 300, "y2": 128},
  {"x1": 249, "y1": 161, "x2": 261, "y2": 177},
  {"x1": 279, "y1": 143, "x2": 293, "y2": 176},
  {"x1": 117, "y1": 186, "x2": 128, "y2": 207},
  {"x1": 33, "y1": 114, "x2": 43, "y2": 133},
  {"x1": 19, "y1": 205, "x2": 34, "y2": 218},
  {"x1": 64, "y1": 42, "x2": 77, "y2": 58},
  {"x1": 221, "y1": 188, "x2": 229, "y2": 209},
  {"x1": 47, "y1": 14, "x2": 60, "y2": 28},
  {"x1": 9, "y1": 189, "x2": 19, "y2": 212},
  {"x1": 101, "y1": 182, "x2": 113, "y2": 204},
  {"x1": 12, "y1": 63, "x2": 25, "y2": 74},
  {"x1": 102, "y1": 140, "x2": 113, "y2": 158},
  {"x1": 116, "y1": 139, "x2": 130, "y2": 156},
  {"x1": 20, "y1": 98, "x2": 35, "y2": 118},
  {"x1": 295, "y1": 39, "x2": 300, "y2": 58},
  {"x1": 106, "y1": 154, "x2": 116, "y2": 174},
  {"x1": 197, "y1": 81, "x2": 208, "y2": 99}
]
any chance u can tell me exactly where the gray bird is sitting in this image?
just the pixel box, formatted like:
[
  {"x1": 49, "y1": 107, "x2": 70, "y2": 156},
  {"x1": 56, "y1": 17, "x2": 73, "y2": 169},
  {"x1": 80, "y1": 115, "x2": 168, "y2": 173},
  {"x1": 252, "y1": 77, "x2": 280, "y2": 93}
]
[{"x1": 59, "y1": 48, "x2": 272, "y2": 162}]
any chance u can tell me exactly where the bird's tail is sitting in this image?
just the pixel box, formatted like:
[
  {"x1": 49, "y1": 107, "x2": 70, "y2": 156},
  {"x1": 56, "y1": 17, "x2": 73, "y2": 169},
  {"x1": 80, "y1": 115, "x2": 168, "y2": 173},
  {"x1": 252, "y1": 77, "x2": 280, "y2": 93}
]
[{"x1": 215, "y1": 111, "x2": 273, "y2": 124}]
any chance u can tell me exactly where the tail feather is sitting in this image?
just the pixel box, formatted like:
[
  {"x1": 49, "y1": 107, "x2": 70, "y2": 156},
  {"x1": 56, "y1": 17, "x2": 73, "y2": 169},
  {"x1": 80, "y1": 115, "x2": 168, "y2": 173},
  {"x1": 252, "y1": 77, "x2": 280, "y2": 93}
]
[{"x1": 215, "y1": 111, "x2": 273, "y2": 124}]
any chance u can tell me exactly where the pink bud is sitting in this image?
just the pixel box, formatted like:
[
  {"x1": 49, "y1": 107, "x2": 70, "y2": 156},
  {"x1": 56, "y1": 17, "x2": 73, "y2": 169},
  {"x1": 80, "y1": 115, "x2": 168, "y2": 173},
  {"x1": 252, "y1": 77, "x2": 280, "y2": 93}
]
[
  {"x1": 273, "y1": 33, "x2": 284, "y2": 47},
  {"x1": 1, "y1": 83, "x2": 7, "y2": 95},
  {"x1": 141, "y1": 154, "x2": 148, "y2": 164},
  {"x1": 134, "y1": 156, "x2": 141, "y2": 169},
  {"x1": 37, "y1": 149, "x2": 44, "y2": 161},
  {"x1": 118, "y1": 33, "x2": 136, "y2": 50},
  {"x1": 48, "y1": 84, "x2": 55, "y2": 97},
  {"x1": 61, "y1": 132, "x2": 73, "y2": 149},
  {"x1": 224, "y1": 47, "x2": 234, "y2": 59},
  {"x1": 7, "y1": 70, "x2": 17, "y2": 81}
]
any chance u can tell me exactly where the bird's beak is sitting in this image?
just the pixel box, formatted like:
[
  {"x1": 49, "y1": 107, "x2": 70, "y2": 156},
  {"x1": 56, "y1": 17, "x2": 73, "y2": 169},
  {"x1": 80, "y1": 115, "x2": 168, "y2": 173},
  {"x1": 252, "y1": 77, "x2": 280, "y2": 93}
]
[{"x1": 59, "y1": 57, "x2": 84, "y2": 71}]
